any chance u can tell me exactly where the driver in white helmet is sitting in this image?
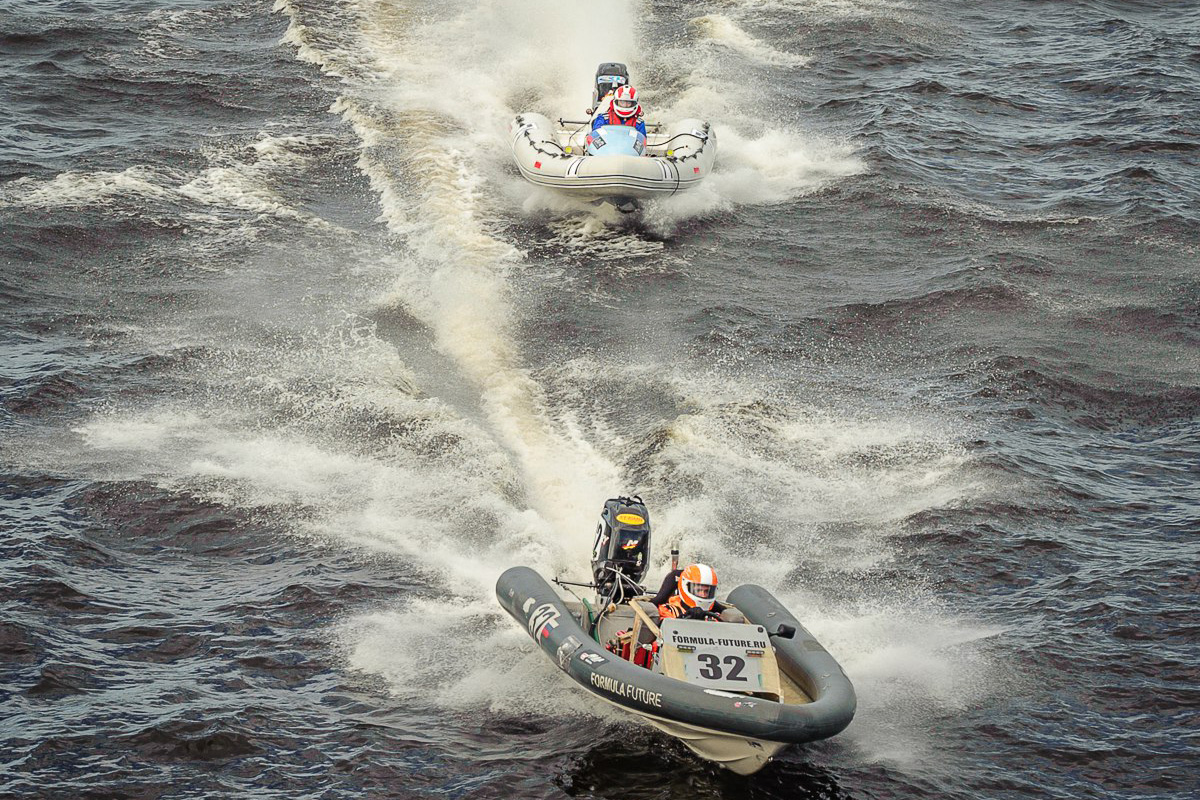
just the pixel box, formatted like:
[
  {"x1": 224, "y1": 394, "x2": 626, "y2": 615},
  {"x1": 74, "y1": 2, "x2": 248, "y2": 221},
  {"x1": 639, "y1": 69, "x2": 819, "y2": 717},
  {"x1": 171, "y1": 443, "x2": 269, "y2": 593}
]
[{"x1": 591, "y1": 85, "x2": 647, "y2": 136}]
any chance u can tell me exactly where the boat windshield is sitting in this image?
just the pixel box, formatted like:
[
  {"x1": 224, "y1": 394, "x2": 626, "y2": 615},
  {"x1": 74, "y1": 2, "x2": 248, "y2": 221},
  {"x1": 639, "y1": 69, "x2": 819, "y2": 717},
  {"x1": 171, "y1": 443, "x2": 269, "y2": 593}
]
[{"x1": 587, "y1": 125, "x2": 646, "y2": 157}]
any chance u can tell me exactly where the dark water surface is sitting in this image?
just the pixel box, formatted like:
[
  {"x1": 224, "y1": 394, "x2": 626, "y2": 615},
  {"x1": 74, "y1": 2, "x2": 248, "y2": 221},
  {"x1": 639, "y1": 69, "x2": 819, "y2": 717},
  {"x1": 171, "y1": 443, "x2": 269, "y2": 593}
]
[{"x1": 2, "y1": 1, "x2": 1198, "y2": 798}]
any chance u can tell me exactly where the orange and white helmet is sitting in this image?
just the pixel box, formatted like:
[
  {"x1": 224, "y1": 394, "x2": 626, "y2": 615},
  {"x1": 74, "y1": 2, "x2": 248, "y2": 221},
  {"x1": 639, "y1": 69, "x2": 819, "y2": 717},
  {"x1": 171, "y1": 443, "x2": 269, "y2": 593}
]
[
  {"x1": 678, "y1": 563, "x2": 718, "y2": 610},
  {"x1": 610, "y1": 85, "x2": 640, "y2": 119}
]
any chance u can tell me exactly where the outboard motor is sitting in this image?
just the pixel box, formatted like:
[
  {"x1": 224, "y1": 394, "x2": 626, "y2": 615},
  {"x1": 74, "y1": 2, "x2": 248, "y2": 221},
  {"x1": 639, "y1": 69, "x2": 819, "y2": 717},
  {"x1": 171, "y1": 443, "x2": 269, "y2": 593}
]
[
  {"x1": 592, "y1": 62, "x2": 630, "y2": 109},
  {"x1": 591, "y1": 495, "x2": 651, "y2": 599}
]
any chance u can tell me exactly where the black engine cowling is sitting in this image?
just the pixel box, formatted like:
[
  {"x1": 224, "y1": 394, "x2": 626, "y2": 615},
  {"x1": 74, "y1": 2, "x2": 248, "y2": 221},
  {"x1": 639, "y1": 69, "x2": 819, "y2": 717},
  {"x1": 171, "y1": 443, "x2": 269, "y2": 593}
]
[
  {"x1": 592, "y1": 62, "x2": 630, "y2": 109},
  {"x1": 591, "y1": 495, "x2": 651, "y2": 594}
]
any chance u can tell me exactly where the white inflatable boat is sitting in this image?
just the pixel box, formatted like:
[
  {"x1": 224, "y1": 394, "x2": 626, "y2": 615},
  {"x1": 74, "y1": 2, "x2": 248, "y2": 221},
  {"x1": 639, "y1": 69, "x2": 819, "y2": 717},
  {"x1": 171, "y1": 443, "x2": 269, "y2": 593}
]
[{"x1": 509, "y1": 113, "x2": 717, "y2": 201}]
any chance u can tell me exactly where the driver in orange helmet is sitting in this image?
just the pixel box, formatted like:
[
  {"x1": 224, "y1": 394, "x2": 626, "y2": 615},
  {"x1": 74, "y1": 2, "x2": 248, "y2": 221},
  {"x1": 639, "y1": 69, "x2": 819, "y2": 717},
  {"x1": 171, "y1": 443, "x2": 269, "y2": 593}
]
[{"x1": 652, "y1": 563, "x2": 726, "y2": 620}]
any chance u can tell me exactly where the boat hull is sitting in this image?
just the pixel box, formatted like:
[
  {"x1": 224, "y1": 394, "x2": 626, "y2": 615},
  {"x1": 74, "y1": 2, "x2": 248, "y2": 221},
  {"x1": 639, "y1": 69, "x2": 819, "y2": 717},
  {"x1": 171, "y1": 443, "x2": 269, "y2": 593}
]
[{"x1": 637, "y1": 709, "x2": 790, "y2": 775}]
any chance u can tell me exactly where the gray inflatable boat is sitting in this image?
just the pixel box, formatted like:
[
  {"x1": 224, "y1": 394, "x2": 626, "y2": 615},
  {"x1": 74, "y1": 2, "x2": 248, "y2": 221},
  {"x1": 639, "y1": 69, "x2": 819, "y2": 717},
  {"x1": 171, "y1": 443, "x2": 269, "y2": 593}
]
[{"x1": 495, "y1": 497, "x2": 856, "y2": 775}]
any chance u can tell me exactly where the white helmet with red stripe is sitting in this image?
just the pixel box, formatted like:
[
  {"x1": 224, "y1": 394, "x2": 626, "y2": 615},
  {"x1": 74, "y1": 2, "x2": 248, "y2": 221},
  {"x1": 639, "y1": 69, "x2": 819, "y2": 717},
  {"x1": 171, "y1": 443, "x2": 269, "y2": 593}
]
[
  {"x1": 678, "y1": 563, "x2": 718, "y2": 611},
  {"x1": 610, "y1": 85, "x2": 641, "y2": 120}
]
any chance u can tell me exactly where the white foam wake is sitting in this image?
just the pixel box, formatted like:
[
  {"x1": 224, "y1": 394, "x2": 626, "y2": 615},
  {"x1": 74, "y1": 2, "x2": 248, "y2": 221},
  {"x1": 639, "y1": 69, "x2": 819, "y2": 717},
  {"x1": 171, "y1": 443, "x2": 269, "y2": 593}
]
[{"x1": 267, "y1": 0, "x2": 632, "y2": 710}]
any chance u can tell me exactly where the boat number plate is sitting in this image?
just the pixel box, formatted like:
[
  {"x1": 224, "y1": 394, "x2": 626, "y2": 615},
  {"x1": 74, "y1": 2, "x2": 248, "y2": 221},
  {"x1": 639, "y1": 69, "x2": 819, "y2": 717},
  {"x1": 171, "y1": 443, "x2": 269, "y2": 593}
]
[{"x1": 659, "y1": 619, "x2": 771, "y2": 692}]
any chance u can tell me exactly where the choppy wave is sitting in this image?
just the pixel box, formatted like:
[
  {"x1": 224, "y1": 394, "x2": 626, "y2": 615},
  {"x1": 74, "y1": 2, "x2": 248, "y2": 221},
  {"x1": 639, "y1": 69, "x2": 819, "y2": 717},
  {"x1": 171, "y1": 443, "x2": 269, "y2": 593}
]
[{"x1": 0, "y1": 133, "x2": 337, "y2": 237}]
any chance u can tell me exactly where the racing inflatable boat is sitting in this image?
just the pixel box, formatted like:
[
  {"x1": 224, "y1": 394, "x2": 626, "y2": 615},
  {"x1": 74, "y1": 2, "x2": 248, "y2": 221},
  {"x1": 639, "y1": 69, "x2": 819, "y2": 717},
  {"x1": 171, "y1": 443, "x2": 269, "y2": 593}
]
[
  {"x1": 509, "y1": 63, "x2": 717, "y2": 203},
  {"x1": 496, "y1": 497, "x2": 856, "y2": 775}
]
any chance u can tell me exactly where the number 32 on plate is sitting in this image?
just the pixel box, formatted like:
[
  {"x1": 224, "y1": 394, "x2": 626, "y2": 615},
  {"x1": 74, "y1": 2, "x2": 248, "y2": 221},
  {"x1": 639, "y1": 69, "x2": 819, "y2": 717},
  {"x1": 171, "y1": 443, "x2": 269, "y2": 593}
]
[{"x1": 696, "y1": 653, "x2": 747, "y2": 681}]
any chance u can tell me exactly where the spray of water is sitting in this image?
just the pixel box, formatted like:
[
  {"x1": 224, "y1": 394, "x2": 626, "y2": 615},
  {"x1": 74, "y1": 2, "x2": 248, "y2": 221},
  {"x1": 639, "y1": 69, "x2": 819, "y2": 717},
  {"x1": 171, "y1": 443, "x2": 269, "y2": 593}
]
[{"x1": 630, "y1": 371, "x2": 1010, "y2": 766}]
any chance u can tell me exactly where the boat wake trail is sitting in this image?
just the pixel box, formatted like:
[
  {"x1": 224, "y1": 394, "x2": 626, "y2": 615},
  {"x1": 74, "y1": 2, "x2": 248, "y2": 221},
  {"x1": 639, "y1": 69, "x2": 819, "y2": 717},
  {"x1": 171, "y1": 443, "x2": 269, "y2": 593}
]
[
  {"x1": 266, "y1": 0, "x2": 1001, "y2": 746},
  {"x1": 281, "y1": 0, "x2": 625, "y2": 536},
  {"x1": 274, "y1": 0, "x2": 633, "y2": 711}
]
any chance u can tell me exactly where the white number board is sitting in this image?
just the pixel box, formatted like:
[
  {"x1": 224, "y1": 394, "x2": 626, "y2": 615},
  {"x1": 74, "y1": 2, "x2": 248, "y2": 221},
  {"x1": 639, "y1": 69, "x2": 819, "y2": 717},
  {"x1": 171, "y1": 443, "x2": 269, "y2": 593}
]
[{"x1": 659, "y1": 618, "x2": 771, "y2": 692}]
